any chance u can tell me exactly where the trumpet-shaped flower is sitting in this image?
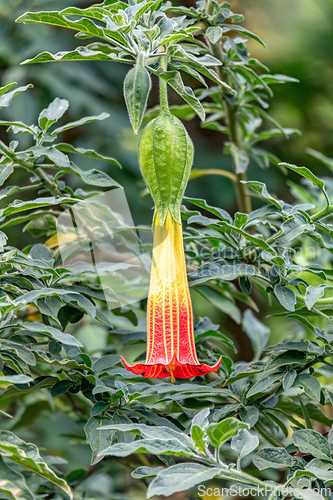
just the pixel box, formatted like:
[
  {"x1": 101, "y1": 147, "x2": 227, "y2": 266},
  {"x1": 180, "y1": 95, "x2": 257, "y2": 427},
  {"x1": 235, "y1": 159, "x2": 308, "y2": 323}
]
[{"x1": 122, "y1": 210, "x2": 221, "y2": 381}]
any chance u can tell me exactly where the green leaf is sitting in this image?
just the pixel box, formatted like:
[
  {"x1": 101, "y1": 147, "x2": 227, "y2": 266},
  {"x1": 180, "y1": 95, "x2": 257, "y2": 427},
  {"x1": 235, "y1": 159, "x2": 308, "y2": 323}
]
[
  {"x1": 16, "y1": 11, "x2": 114, "y2": 44},
  {"x1": 38, "y1": 97, "x2": 69, "y2": 131},
  {"x1": 185, "y1": 196, "x2": 232, "y2": 222},
  {"x1": 231, "y1": 429, "x2": 259, "y2": 459},
  {"x1": 0, "y1": 375, "x2": 33, "y2": 387},
  {"x1": 147, "y1": 464, "x2": 220, "y2": 498},
  {"x1": 85, "y1": 416, "x2": 115, "y2": 465},
  {"x1": 307, "y1": 148, "x2": 333, "y2": 172},
  {"x1": 223, "y1": 24, "x2": 266, "y2": 47},
  {"x1": 239, "y1": 406, "x2": 259, "y2": 427},
  {"x1": 206, "y1": 418, "x2": 248, "y2": 448},
  {"x1": 283, "y1": 370, "x2": 297, "y2": 391},
  {"x1": 247, "y1": 373, "x2": 283, "y2": 399},
  {"x1": 21, "y1": 47, "x2": 133, "y2": 65},
  {"x1": 0, "y1": 120, "x2": 37, "y2": 135},
  {"x1": 51, "y1": 112, "x2": 110, "y2": 135},
  {"x1": 241, "y1": 180, "x2": 283, "y2": 210},
  {"x1": 296, "y1": 374, "x2": 322, "y2": 402},
  {"x1": 280, "y1": 162, "x2": 330, "y2": 205},
  {"x1": 206, "y1": 26, "x2": 223, "y2": 44},
  {"x1": 0, "y1": 456, "x2": 34, "y2": 500},
  {"x1": 98, "y1": 439, "x2": 194, "y2": 459},
  {"x1": 293, "y1": 430, "x2": 331, "y2": 461},
  {"x1": 191, "y1": 425, "x2": 206, "y2": 453},
  {"x1": 251, "y1": 128, "x2": 301, "y2": 145},
  {"x1": 152, "y1": 68, "x2": 205, "y2": 121},
  {"x1": 267, "y1": 351, "x2": 306, "y2": 370},
  {"x1": 90, "y1": 401, "x2": 109, "y2": 417},
  {"x1": 189, "y1": 262, "x2": 257, "y2": 286},
  {"x1": 0, "y1": 431, "x2": 72, "y2": 498},
  {"x1": 242, "y1": 309, "x2": 270, "y2": 360},
  {"x1": 305, "y1": 285, "x2": 326, "y2": 310},
  {"x1": 92, "y1": 355, "x2": 121, "y2": 373},
  {"x1": 276, "y1": 396, "x2": 332, "y2": 427},
  {"x1": 11, "y1": 289, "x2": 95, "y2": 319},
  {"x1": 30, "y1": 146, "x2": 69, "y2": 168},
  {"x1": 124, "y1": 64, "x2": 151, "y2": 135},
  {"x1": 229, "y1": 143, "x2": 249, "y2": 174},
  {"x1": 0, "y1": 82, "x2": 17, "y2": 97},
  {"x1": 98, "y1": 423, "x2": 193, "y2": 448},
  {"x1": 192, "y1": 408, "x2": 210, "y2": 429},
  {"x1": 50, "y1": 380, "x2": 75, "y2": 397},
  {"x1": 253, "y1": 447, "x2": 294, "y2": 470},
  {"x1": 0, "y1": 164, "x2": 14, "y2": 186},
  {"x1": 278, "y1": 214, "x2": 315, "y2": 245},
  {"x1": 0, "y1": 84, "x2": 33, "y2": 109},
  {"x1": 167, "y1": 45, "x2": 232, "y2": 90},
  {"x1": 274, "y1": 284, "x2": 296, "y2": 312},
  {"x1": 131, "y1": 466, "x2": 164, "y2": 479},
  {"x1": 59, "y1": 6, "x2": 110, "y2": 21},
  {"x1": 0, "y1": 197, "x2": 74, "y2": 219},
  {"x1": 190, "y1": 409, "x2": 209, "y2": 452},
  {"x1": 234, "y1": 212, "x2": 248, "y2": 228},
  {"x1": 0, "y1": 231, "x2": 7, "y2": 252},
  {"x1": 299, "y1": 397, "x2": 313, "y2": 430},
  {"x1": 55, "y1": 143, "x2": 121, "y2": 167},
  {"x1": 60, "y1": 162, "x2": 121, "y2": 188},
  {"x1": 17, "y1": 322, "x2": 83, "y2": 347}
]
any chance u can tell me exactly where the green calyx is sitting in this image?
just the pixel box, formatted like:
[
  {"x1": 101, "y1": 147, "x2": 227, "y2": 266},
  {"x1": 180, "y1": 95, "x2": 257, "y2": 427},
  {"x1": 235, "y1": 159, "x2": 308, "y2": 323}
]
[
  {"x1": 138, "y1": 111, "x2": 194, "y2": 225},
  {"x1": 123, "y1": 54, "x2": 151, "y2": 135}
]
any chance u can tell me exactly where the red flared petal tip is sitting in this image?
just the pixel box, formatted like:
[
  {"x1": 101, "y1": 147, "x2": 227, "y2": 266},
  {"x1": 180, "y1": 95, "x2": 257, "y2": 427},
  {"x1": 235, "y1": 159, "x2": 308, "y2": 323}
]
[{"x1": 121, "y1": 356, "x2": 222, "y2": 380}]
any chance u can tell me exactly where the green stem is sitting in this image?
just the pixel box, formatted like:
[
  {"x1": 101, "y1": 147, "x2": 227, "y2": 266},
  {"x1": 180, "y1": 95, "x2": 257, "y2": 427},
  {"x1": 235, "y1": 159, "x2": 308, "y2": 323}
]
[
  {"x1": 206, "y1": 0, "x2": 214, "y2": 14},
  {"x1": 295, "y1": 292, "x2": 333, "y2": 307},
  {"x1": 218, "y1": 467, "x2": 273, "y2": 489},
  {"x1": 311, "y1": 205, "x2": 333, "y2": 221},
  {"x1": 254, "y1": 421, "x2": 284, "y2": 447},
  {"x1": 208, "y1": 42, "x2": 252, "y2": 214},
  {"x1": 0, "y1": 140, "x2": 61, "y2": 197},
  {"x1": 159, "y1": 55, "x2": 169, "y2": 113},
  {"x1": 190, "y1": 168, "x2": 236, "y2": 182},
  {"x1": 226, "y1": 103, "x2": 252, "y2": 214}
]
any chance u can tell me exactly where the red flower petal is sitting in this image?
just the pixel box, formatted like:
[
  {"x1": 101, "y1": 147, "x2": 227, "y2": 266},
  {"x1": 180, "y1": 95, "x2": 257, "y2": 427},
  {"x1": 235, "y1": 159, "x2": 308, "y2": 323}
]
[{"x1": 121, "y1": 356, "x2": 222, "y2": 381}]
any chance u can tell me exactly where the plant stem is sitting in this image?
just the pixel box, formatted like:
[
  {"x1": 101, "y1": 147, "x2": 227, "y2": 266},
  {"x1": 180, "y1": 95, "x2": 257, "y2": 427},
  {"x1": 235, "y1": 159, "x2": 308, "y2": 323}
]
[
  {"x1": 0, "y1": 140, "x2": 61, "y2": 196},
  {"x1": 208, "y1": 42, "x2": 252, "y2": 214},
  {"x1": 295, "y1": 292, "x2": 333, "y2": 307},
  {"x1": 311, "y1": 205, "x2": 333, "y2": 221},
  {"x1": 254, "y1": 421, "x2": 283, "y2": 447},
  {"x1": 190, "y1": 168, "x2": 236, "y2": 182},
  {"x1": 206, "y1": 0, "x2": 214, "y2": 14},
  {"x1": 226, "y1": 102, "x2": 252, "y2": 214},
  {"x1": 159, "y1": 55, "x2": 169, "y2": 113}
]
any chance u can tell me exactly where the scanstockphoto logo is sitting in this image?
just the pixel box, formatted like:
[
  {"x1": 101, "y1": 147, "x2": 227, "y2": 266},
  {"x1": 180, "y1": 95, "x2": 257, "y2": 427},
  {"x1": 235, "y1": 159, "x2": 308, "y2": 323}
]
[
  {"x1": 55, "y1": 188, "x2": 154, "y2": 309},
  {"x1": 197, "y1": 484, "x2": 331, "y2": 498}
]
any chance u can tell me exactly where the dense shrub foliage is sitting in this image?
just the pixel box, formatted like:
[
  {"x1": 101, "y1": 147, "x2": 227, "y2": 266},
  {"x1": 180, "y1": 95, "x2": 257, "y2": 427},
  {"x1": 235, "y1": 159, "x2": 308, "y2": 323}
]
[{"x1": 0, "y1": 1, "x2": 332, "y2": 499}]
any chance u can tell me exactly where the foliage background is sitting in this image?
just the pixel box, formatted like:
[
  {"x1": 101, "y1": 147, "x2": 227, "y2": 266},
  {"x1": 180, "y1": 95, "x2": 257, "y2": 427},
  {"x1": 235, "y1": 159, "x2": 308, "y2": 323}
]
[{"x1": 0, "y1": 0, "x2": 332, "y2": 499}]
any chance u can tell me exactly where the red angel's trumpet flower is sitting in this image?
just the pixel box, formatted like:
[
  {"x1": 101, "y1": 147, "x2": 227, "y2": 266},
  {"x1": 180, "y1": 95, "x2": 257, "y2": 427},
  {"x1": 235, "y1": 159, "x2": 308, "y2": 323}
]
[{"x1": 121, "y1": 210, "x2": 221, "y2": 381}]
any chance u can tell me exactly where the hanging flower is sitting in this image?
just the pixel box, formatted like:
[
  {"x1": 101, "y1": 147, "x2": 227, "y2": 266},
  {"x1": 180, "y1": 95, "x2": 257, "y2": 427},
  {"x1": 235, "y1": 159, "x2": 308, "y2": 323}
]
[
  {"x1": 122, "y1": 107, "x2": 221, "y2": 381},
  {"x1": 122, "y1": 210, "x2": 221, "y2": 382}
]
